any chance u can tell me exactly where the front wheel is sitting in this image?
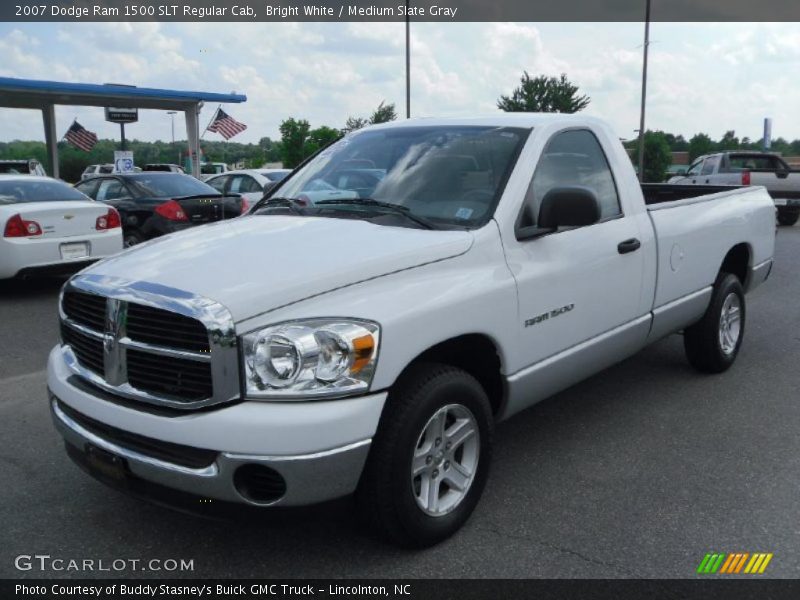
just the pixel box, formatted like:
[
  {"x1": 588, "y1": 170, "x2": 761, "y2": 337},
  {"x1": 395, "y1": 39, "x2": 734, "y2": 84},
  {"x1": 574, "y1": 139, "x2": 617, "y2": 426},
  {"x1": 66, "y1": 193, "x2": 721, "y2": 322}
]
[
  {"x1": 684, "y1": 272, "x2": 745, "y2": 373},
  {"x1": 357, "y1": 363, "x2": 493, "y2": 547}
]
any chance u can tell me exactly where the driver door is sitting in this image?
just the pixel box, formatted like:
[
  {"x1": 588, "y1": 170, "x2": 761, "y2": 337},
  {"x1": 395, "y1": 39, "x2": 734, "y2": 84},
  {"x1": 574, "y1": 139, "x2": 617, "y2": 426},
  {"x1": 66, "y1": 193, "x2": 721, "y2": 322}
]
[{"x1": 504, "y1": 128, "x2": 648, "y2": 372}]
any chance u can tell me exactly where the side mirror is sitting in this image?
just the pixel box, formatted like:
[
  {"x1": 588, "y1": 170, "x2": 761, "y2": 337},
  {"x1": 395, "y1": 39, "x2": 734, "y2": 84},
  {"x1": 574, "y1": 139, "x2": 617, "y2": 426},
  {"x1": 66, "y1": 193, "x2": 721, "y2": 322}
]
[{"x1": 538, "y1": 186, "x2": 601, "y2": 229}]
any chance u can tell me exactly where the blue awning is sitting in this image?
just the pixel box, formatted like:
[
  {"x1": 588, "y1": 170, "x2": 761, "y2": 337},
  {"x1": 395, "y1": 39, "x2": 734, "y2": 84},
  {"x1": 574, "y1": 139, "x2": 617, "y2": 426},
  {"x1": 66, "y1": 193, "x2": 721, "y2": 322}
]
[{"x1": 0, "y1": 77, "x2": 247, "y2": 110}]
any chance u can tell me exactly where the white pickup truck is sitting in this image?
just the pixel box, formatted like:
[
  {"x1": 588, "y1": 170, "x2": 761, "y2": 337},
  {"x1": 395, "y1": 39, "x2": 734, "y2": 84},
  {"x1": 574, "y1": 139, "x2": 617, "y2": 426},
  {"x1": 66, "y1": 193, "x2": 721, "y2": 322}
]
[
  {"x1": 668, "y1": 151, "x2": 800, "y2": 226},
  {"x1": 48, "y1": 115, "x2": 775, "y2": 547}
]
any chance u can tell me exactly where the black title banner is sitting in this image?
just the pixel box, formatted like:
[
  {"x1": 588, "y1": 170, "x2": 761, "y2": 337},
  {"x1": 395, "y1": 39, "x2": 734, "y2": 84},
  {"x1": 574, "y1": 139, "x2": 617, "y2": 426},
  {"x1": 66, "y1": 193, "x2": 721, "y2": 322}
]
[
  {"x1": 5, "y1": 579, "x2": 800, "y2": 600},
  {"x1": 4, "y1": 0, "x2": 800, "y2": 22}
]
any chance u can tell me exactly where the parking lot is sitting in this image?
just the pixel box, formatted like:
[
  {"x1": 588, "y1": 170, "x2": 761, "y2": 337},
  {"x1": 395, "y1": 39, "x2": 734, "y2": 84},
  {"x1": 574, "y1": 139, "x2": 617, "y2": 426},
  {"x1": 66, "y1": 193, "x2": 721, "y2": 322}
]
[{"x1": 1, "y1": 226, "x2": 798, "y2": 579}]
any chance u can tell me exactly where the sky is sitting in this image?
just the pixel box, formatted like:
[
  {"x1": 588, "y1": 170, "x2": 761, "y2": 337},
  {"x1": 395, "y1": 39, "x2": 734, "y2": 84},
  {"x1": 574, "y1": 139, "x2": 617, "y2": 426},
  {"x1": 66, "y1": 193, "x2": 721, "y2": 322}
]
[{"x1": 1, "y1": 22, "x2": 799, "y2": 145}]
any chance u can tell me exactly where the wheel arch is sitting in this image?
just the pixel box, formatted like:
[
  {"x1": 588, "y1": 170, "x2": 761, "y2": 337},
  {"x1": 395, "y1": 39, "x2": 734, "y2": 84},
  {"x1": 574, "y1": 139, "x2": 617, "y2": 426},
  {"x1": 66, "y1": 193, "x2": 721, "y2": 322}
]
[
  {"x1": 391, "y1": 333, "x2": 506, "y2": 417},
  {"x1": 720, "y1": 242, "x2": 751, "y2": 287}
]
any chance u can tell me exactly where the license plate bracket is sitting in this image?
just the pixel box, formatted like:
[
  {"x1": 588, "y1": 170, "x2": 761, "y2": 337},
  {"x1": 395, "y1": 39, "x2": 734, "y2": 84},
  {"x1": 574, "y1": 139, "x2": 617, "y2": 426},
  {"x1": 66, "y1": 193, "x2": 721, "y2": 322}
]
[
  {"x1": 60, "y1": 242, "x2": 89, "y2": 260},
  {"x1": 85, "y1": 444, "x2": 127, "y2": 482}
]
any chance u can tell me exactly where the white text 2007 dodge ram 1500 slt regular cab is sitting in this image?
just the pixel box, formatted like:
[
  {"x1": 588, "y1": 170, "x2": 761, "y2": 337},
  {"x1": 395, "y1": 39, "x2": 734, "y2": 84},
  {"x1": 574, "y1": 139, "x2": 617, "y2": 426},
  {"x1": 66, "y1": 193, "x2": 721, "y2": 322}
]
[{"x1": 48, "y1": 115, "x2": 775, "y2": 547}]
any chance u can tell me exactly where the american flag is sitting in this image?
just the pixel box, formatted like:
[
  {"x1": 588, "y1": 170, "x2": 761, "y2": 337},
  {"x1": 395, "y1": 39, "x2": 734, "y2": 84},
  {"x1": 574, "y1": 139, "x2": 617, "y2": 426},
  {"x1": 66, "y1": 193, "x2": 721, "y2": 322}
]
[
  {"x1": 64, "y1": 121, "x2": 98, "y2": 152},
  {"x1": 206, "y1": 108, "x2": 247, "y2": 140}
]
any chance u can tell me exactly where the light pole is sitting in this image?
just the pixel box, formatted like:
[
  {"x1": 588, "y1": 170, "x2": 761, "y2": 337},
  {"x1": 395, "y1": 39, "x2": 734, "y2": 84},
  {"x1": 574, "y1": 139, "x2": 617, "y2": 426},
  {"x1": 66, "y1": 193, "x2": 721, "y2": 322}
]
[
  {"x1": 636, "y1": 0, "x2": 652, "y2": 182},
  {"x1": 167, "y1": 111, "x2": 178, "y2": 165},
  {"x1": 167, "y1": 111, "x2": 176, "y2": 143}
]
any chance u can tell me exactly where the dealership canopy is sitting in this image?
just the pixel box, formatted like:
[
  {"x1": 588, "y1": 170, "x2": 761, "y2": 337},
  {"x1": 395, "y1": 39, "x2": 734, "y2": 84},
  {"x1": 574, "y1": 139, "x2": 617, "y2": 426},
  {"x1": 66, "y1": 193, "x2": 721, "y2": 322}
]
[{"x1": 0, "y1": 76, "x2": 247, "y2": 178}]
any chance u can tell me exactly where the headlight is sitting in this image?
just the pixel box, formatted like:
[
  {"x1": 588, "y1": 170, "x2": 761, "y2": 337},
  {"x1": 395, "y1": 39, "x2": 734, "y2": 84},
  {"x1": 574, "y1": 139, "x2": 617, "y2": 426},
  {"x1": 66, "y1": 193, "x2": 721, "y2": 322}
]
[{"x1": 243, "y1": 319, "x2": 380, "y2": 399}]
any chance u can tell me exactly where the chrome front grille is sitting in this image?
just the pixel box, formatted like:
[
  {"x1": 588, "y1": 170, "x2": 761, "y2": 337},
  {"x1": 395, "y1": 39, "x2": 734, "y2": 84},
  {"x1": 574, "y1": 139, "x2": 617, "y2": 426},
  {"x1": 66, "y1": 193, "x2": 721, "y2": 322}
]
[
  {"x1": 60, "y1": 322, "x2": 104, "y2": 376},
  {"x1": 126, "y1": 303, "x2": 211, "y2": 353},
  {"x1": 58, "y1": 275, "x2": 239, "y2": 411},
  {"x1": 127, "y1": 348, "x2": 213, "y2": 400}
]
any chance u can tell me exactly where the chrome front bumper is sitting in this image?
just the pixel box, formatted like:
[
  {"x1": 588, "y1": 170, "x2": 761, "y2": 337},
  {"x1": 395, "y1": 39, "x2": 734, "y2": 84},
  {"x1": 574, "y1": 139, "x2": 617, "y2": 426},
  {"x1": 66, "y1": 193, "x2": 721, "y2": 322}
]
[{"x1": 50, "y1": 394, "x2": 372, "y2": 507}]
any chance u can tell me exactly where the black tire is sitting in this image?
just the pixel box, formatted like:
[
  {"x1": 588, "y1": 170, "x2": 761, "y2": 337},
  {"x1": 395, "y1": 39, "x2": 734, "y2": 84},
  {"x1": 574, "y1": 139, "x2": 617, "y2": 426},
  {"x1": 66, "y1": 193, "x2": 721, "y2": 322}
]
[
  {"x1": 357, "y1": 363, "x2": 493, "y2": 548},
  {"x1": 123, "y1": 230, "x2": 145, "y2": 248},
  {"x1": 777, "y1": 208, "x2": 799, "y2": 227},
  {"x1": 684, "y1": 272, "x2": 745, "y2": 373}
]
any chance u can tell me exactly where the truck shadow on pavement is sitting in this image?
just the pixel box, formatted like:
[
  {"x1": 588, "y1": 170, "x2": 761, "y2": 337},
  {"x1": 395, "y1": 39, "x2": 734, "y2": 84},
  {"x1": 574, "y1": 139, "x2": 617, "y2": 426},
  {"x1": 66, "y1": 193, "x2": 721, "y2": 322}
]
[{"x1": 0, "y1": 275, "x2": 66, "y2": 298}]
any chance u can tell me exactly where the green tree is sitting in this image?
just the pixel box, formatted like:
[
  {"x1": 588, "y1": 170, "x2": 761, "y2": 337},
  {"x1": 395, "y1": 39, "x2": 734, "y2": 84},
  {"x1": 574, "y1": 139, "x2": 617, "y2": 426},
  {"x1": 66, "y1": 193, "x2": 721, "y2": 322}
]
[
  {"x1": 771, "y1": 137, "x2": 791, "y2": 155},
  {"x1": 370, "y1": 101, "x2": 397, "y2": 124},
  {"x1": 718, "y1": 130, "x2": 739, "y2": 151},
  {"x1": 343, "y1": 100, "x2": 398, "y2": 133},
  {"x1": 688, "y1": 133, "x2": 714, "y2": 161},
  {"x1": 304, "y1": 126, "x2": 341, "y2": 157},
  {"x1": 279, "y1": 118, "x2": 311, "y2": 168},
  {"x1": 664, "y1": 133, "x2": 688, "y2": 152},
  {"x1": 497, "y1": 72, "x2": 590, "y2": 113},
  {"x1": 343, "y1": 116, "x2": 369, "y2": 133},
  {"x1": 633, "y1": 131, "x2": 672, "y2": 183}
]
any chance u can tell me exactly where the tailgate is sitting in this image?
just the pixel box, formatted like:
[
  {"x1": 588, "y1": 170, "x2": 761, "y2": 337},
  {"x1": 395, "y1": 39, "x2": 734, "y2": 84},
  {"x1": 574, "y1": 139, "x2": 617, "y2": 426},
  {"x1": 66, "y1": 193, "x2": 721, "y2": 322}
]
[
  {"x1": 175, "y1": 195, "x2": 242, "y2": 223},
  {"x1": 751, "y1": 171, "x2": 800, "y2": 195}
]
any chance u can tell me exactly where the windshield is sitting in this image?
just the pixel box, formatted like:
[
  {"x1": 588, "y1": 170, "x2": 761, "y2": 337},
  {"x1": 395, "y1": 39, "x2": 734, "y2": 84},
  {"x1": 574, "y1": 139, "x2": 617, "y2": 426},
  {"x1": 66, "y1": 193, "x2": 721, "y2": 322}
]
[
  {"x1": 0, "y1": 162, "x2": 31, "y2": 174},
  {"x1": 272, "y1": 125, "x2": 528, "y2": 229},
  {"x1": 0, "y1": 179, "x2": 89, "y2": 205},
  {"x1": 201, "y1": 164, "x2": 224, "y2": 175},
  {"x1": 127, "y1": 174, "x2": 220, "y2": 197}
]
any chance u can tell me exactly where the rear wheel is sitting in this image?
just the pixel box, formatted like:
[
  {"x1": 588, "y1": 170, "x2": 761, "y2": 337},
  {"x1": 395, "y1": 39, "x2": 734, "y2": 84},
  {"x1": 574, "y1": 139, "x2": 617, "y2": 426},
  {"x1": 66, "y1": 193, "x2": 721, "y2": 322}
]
[
  {"x1": 684, "y1": 272, "x2": 745, "y2": 373},
  {"x1": 777, "y1": 208, "x2": 799, "y2": 227},
  {"x1": 123, "y1": 230, "x2": 145, "y2": 248},
  {"x1": 357, "y1": 363, "x2": 493, "y2": 547}
]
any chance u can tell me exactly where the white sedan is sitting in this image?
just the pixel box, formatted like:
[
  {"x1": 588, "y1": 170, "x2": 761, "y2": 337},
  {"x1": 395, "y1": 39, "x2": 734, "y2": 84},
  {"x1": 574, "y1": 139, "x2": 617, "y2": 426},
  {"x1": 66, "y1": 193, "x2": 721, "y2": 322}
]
[
  {"x1": 205, "y1": 169, "x2": 291, "y2": 205},
  {"x1": 0, "y1": 175, "x2": 123, "y2": 280}
]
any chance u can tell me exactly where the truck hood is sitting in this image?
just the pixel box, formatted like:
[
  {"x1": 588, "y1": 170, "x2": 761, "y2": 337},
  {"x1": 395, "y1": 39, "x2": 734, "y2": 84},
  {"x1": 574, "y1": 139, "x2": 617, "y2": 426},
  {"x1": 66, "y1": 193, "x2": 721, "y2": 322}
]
[{"x1": 86, "y1": 215, "x2": 473, "y2": 321}]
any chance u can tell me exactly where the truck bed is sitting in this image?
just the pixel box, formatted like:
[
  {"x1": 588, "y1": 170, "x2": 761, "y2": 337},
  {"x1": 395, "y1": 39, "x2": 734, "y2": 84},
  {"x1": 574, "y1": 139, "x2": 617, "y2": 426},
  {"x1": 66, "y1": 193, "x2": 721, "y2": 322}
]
[
  {"x1": 642, "y1": 183, "x2": 740, "y2": 206},
  {"x1": 642, "y1": 185, "x2": 775, "y2": 311}
]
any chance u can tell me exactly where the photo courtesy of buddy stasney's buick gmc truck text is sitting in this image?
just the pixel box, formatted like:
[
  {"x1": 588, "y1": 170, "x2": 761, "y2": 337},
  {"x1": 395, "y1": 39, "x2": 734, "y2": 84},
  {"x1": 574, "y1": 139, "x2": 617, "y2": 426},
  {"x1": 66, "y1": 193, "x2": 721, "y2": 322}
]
[{"x1": 48, "y1": 115, "x2": 775, "y2": 547}]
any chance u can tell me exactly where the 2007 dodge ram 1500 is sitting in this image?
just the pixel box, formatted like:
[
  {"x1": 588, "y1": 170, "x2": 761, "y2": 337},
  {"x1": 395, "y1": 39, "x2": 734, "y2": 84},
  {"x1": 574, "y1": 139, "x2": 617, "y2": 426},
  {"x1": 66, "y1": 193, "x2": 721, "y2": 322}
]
[{"x1": 48, "y1": 115, "x2": 775, "y2": 547}]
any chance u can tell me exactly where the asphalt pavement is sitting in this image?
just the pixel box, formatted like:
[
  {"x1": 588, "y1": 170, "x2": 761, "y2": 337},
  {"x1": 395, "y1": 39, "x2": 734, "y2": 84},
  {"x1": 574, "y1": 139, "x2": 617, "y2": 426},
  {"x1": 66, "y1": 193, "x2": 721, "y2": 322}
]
[{"x1": 1, "y1": 226, "x2": 798, "y2": 579}]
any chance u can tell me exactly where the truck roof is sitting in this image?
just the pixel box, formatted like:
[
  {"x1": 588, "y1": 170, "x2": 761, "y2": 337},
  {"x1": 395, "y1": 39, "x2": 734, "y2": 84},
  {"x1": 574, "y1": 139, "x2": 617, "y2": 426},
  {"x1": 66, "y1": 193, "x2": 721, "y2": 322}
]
[{"x1": 362, "y1": 113, "x2": 607, "y2": 131}]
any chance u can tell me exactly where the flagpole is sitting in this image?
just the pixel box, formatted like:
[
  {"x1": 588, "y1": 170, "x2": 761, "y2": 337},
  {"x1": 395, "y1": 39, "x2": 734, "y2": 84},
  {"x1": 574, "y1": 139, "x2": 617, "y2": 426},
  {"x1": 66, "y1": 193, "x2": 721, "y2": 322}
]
[{"x1": 200, "y1": 104, "x2": 221, "y2": 140}]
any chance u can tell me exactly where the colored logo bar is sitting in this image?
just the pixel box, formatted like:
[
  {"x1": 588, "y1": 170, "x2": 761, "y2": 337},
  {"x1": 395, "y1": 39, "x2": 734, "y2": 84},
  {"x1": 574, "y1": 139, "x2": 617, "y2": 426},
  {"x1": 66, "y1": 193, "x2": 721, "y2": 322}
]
[{"x1": 697, "y1": 553, "x2": 773, "y2": 574}]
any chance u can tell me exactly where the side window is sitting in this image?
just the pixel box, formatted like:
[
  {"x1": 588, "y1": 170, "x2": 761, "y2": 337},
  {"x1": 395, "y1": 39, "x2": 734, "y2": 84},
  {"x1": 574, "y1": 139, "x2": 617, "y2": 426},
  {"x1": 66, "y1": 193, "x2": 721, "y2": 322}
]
[
  {"x1": 239, "y1": 176, "x2": 263, "y2": 193},
  {"x1": 701, "y1": 155, "x2": 719, "y2": 175},
  {"x1": 208, "y1": 176, "x2": 228, "y2": 193},
  {"x1": 686, "y1": 160, "x2": 704, "y2": 176},
  {"x1": 523, "y1": 129, "x2": 621, "y2": 227},
  {"x1": 74, "y1": 179, "x2": 99, "y2": 198},
  {"x1": 96, "y1": 179, "x2": 126, "y2": 201},
  {"x1": 228, "y1": 175, "x2": 244, "y2": 193}
]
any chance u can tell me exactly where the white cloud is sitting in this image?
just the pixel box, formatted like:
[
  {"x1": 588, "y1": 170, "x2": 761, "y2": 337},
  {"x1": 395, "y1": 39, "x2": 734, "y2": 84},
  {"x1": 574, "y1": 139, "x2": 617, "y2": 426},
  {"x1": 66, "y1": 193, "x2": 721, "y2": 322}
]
[{"x1": 1, "y1": 22, "x2": 800, "y2": 147}]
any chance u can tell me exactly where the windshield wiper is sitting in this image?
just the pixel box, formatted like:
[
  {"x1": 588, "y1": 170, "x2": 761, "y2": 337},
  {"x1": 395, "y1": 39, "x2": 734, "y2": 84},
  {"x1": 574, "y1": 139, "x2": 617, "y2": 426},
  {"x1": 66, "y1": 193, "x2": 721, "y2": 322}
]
[
  {"x1": 315, "y1": 198, "x2": 435, "y2": 230},
  {"x1": 251, "y1": 196, "x2": 306, "y2": 215}
]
